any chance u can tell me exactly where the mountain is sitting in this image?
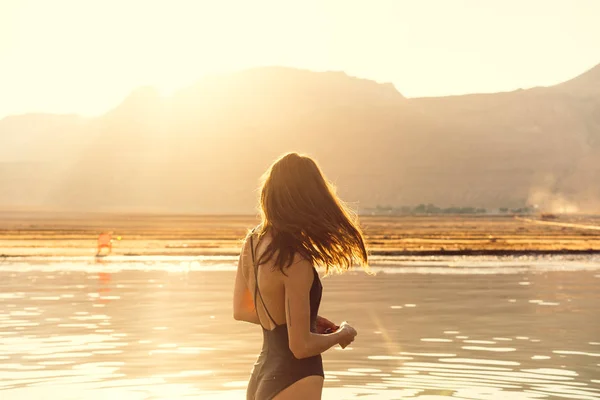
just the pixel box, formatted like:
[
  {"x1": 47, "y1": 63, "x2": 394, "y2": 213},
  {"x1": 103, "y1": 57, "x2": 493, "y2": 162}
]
[
  {"x1": 410, "y1": 63, "x2": 600, "y2": 212},
  {"x1": 1, "y1": 64, "x2": 599, "y2": 214}
]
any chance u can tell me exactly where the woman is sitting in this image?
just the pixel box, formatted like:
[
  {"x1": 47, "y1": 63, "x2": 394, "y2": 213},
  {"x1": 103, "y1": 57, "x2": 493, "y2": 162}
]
[{"x1": 233, "y1": 152, "x2": 369, "y2": 399}]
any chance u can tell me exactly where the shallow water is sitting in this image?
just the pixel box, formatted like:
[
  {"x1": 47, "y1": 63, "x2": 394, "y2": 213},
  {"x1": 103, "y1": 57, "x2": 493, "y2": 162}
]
[{"x1": 1, "y1": 256, "x2": 599, "y2": 399}]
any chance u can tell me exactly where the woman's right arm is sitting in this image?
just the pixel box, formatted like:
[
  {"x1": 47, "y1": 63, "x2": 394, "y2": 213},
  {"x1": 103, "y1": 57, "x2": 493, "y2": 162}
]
[
  {"x1": 232, "y1": 240, "x2": 260, "y2": 325},
  {"x1": 284, "y1": 259, "x2": 355, "y2": 359}
]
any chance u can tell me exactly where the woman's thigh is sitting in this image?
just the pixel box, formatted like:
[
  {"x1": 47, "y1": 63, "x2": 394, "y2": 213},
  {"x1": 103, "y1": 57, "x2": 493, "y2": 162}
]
[{"x1": 274, "y1": 375, "x2": 324, "y2": 400}]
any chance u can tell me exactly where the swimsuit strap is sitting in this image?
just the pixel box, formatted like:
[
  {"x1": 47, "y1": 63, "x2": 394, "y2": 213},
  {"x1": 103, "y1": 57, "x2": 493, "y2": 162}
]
[{"x1": 250, "y1": 230, "x2": 278, "y2": 327}]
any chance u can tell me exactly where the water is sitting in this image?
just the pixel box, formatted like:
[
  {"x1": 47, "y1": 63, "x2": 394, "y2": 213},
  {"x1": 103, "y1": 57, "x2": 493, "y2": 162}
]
[{"x1": 1, "y1": 256, "x2": 599, "y2": 399}]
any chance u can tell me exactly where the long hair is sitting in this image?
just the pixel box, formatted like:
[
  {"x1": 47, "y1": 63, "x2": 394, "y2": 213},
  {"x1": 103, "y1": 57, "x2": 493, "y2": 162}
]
[{"x1": 254, "y1": 152, "x2": 368, "y2": 274}]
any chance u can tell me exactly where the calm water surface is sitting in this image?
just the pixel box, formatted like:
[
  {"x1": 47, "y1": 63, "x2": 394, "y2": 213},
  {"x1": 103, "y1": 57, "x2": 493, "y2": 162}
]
[{"x1": 0, "y1": 256, "x2": 599, "y2": 399}]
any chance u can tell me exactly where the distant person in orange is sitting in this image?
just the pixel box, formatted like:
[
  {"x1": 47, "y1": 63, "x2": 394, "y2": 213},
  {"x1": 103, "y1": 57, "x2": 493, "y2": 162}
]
[{"x1": 96, "y1": 232, "x2": 113, "y2": 256}]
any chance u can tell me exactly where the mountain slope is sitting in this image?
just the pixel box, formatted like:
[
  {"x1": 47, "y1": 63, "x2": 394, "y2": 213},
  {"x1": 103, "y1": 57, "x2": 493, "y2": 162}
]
[{"x1": 1, "y1": 64, "x2": 599, "y2": 213}]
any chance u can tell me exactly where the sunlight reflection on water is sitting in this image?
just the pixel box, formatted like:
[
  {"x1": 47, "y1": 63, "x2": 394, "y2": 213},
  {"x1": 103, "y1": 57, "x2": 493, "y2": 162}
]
[{"x1": 0, "y1": 256, "x2": 599, "y2": 399}]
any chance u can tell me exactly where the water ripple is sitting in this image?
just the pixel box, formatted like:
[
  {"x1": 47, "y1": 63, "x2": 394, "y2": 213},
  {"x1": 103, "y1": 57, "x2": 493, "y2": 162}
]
[{"x1": 0, "y1": 258, "x2": 599, "y2": 399}]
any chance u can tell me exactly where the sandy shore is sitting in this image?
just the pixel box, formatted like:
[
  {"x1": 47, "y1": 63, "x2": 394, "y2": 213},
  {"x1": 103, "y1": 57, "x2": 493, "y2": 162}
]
[{"x1": 1, "y1": 212, "x2": 600, "y2": 257}]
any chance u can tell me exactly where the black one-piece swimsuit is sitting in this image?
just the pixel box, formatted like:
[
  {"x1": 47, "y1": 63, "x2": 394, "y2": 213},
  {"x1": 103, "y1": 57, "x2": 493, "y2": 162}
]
[{"x1": 246, "y1": 234, "x2": 324, "y2": 400}]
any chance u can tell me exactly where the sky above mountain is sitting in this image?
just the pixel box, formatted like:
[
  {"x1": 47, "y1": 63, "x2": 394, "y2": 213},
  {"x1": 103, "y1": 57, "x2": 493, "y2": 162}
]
[{"x1": 1, "y1": 0, "x2": 599, "y2": 118}]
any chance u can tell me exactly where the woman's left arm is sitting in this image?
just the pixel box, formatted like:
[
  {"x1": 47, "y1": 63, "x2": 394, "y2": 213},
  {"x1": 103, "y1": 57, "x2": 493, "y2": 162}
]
[{"x1": 233, "y1": 242, "x2": 260, "y2": 324}]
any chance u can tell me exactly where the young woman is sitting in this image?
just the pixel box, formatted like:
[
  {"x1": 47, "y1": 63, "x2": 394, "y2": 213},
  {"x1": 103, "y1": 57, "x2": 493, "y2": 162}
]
[{"x1": 233, "y1": 152, "x2": 369, "y2": 399}]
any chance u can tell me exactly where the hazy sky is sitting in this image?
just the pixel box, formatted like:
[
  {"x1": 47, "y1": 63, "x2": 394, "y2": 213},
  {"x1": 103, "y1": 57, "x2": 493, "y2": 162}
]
[{"x1": 1, "y1": 0, "x2": 599, "y2": 118}]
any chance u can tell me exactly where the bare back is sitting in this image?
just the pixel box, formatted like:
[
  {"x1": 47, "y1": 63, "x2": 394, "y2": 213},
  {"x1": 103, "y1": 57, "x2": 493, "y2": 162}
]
[{"x1": 242, "y1": 231, "x2": 287, "y2": 330}]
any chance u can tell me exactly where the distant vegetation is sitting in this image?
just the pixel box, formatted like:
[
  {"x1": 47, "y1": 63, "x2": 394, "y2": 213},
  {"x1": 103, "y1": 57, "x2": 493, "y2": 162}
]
[{"x1": 365, "y1": 204, "x2": 535, "y2": 215}]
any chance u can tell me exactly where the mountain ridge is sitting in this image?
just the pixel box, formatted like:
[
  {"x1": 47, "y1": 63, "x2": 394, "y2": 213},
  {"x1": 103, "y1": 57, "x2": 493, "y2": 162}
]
[{"x1": 1, "y1": 62, "x2": 599, "y2": 213}]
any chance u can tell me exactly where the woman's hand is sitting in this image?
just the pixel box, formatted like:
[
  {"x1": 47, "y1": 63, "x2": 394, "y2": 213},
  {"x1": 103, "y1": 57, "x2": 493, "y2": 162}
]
[
  {"x1": 315, "y1": 315, "x2": 339, "y2": 334},
  {"x1": 336, "y1": 321, "x2": 357, "y2": 349}
]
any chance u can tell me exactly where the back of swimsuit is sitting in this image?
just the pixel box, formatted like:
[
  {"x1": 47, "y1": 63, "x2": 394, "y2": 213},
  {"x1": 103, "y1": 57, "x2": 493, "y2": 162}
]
[{"x1": 246, "y1": 232, "x2": 324, "y2": 400}]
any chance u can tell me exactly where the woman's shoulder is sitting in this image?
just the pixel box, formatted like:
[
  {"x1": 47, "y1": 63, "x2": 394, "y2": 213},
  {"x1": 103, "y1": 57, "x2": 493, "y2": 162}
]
[
  {"x1": 290, "y1": 251, "x2": 311, "y2": 265},
  {"x1": 285, "y1": 253, "x2": 315, "y2": 274},
  {"x1": 245, "y1": 224, "x2": 265, "y2": 239}
]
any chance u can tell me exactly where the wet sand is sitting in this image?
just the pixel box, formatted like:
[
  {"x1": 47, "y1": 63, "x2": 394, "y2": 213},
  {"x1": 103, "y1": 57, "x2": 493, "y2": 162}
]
[
  {"x1": 2, "y1": 213, "x2": 600, "y2": 257},
  {"x1": 1, "y1": 256, "x2": 600, "y2": 399}
]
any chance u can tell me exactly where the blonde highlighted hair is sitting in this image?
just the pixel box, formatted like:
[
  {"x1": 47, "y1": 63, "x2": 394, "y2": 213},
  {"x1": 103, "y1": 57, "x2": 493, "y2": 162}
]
[{"x1": 253, "y1": 152, "x2": 368, "y2": 274}]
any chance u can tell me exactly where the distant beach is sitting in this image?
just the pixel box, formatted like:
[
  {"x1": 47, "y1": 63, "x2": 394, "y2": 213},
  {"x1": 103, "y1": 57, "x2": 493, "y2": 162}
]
[{"x1": 1, "y1": 213, "x2": 599, "y2": 258}]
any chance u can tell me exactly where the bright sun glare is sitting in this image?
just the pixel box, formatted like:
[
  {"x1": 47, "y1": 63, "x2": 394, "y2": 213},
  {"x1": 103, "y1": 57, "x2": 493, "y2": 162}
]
[{"x1": 1, "y1": 0, "x2": 599, "y2": 117}]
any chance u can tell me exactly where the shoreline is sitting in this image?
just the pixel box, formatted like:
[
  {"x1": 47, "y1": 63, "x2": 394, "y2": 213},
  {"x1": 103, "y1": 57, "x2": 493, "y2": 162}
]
[
  {"x1": 2, "y1": 214, "x2": 599, "y2": 258},
  {"x1": 2, "y1": 249, "x2": 600, "y2": 258}
]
